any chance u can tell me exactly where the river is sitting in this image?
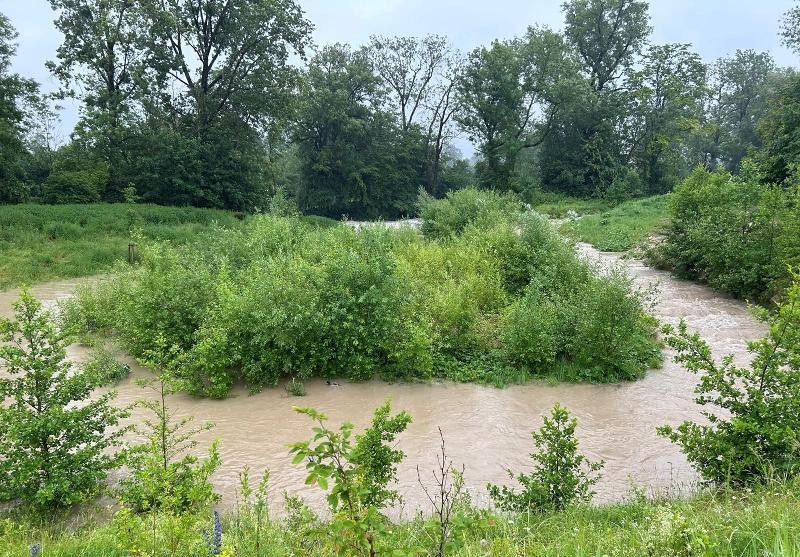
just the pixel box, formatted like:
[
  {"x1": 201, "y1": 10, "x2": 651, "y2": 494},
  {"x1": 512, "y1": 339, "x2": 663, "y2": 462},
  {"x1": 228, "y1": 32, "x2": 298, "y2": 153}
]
[{"x1": 0, "y1": 238, "x2": 766, "y2": 516}]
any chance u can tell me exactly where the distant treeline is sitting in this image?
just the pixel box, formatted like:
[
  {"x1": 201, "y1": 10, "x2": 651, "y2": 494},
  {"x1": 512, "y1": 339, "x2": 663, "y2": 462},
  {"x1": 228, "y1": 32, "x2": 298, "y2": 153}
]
[{"x1": 2, "y1": 1, "x2": 800, "y2": 217}]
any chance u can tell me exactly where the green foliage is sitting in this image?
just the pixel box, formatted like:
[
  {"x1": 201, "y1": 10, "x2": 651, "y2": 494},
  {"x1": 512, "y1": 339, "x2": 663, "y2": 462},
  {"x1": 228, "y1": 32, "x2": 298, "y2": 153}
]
[
  {"x1": 289, "y1": 403, "x2": 412, "y2": 556},
  {"x1": 83, "y1": 346, "x2": 131, "y2": 385},
  {"x1": 285, "y1": 378, "x2": 307, "y2": 397},
  {"x1": 69, "y1": 193, "x2": 661, "y2": 395},
  {"x1": 118, "y1": 371, "x2": 220, "y2": 513},
  {"x1": 488, "y1": 404, "x2": 604, "y2": 513},
  {"x1": 41, "y1": 155, "x2": 109, "y2": 204},
  {"x1": 419, "y1": 187, "x2": 522, "y2": 239},
  {"x1": 294, "y1": 44, "x2": 423, "y2": 220},
  {"x1": 658, "y1": 278, "x2": 800, "y2": 487},
  {"x1": 0, "y1": 291, "x2": 127, "y2": 508},
  {"x1": 561, "y1": 194, "x2": 670, "y2": 251},
  {"x1": 657, "y1": 167, "x2": 800, "y2": 301},
  {"x1": 4, "y1": 481, "x2": 800, "y2": 556},
  {"x1": 0, "y1": 203, "x2": 244, "y2": 289}
]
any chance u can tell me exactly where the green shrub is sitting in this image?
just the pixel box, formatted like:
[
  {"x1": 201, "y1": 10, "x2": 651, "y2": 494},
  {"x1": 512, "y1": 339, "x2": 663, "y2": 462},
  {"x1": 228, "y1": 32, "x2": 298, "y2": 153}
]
[
  {"x1": 289, "y1": 402, "x2": 412, "y2": 556},
  {"x1": 488, "y1": 404, "x2": 604, "y2": 513},
  {"x1": 118, "y1": 374, "x2": 220, "y2": 513},
  {"x1": 658, "y1": 277, "x2": 800, "y2": 487},
  {"x1": 71, "y1": 196, "x2": 662, "y2": 395},
  {"x1": 285, "y1": 378, "x2": 307, "y2": 397},
  {"x1": 0, "y1": 292, "x2": 127, "y2": 509},
  {"x1": 419, "y1": 187, "x2": 522, "y2": 239},
  {"x1": 83, "y1": 346, "x2": 131, "y2": 385},
  {"x1": 658, "y1": 167, "x2": 800, "y2": 301},
  {"x1": 42, "y1": 167, "x2": 109, "y2": 204}
]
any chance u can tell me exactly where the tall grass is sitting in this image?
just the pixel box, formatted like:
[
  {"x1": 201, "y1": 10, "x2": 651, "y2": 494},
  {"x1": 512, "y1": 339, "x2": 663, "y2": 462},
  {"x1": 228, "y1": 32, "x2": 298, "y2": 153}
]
[
  {"x1": 0, "y1": 203, "x2": 245, "y2": 289},
  {"x1": 3, "y1": 481, "x2": 799, "y2": 556},
  {"x1": 560, "y1": 195, "x2": 670, "y2": 252}
]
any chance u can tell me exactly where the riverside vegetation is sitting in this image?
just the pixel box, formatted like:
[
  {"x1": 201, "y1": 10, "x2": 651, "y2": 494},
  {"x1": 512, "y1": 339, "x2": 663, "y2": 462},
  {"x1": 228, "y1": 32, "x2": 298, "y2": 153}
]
[
  {"x1": 1, "y1": 273, "x2": 800, "y2": 555},
  {"x1": 63, "y1": 189, "x2": 662, "y2": 398}
]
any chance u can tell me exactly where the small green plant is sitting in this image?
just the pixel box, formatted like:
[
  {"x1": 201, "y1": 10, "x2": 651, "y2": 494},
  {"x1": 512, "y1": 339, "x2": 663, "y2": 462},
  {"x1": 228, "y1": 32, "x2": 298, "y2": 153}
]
[
  {"x1": 83, "y1": 346, "x2": 131, "y2": 385},
  {"x1": 488, "y1": 403, "x2": 604, "y2": 513},
  {"x1": 285, "y1": 377, "x2": 307, "y2": 397},
  {"x1": 658, "y1": 277, "x2": 800, "y2": 487},
  {"x1": 289, "y1": 401, "x2": 412, "y2": 556},
  {"x1": 118, "y1": 345, "x2": 220, "y2": 513},
  {"x1": 0, "y1": 291, "x2": 128, "y2": 508},
  {"x1": 234, "y1": 467, "x2": 271, "y2": 554}
]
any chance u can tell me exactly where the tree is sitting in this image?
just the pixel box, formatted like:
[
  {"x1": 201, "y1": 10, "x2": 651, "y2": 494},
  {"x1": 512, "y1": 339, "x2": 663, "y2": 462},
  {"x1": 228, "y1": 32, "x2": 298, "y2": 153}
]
[
  {"x1": 118, "y1": 373, "x2": 220, "y2": 513},
  {"x1": 0, "y1": 13, "x2": 38, "y2": 203},
  {"x1": 0, "y1": 291, "x2": 127, "y2": 508},
  {"x1": 539, "y1": 0, "x2": 651, "y2": 198},
  {"x1": 457, "y1": 27, "x2": 573, "y2": 191},
  {"x1": 143, "y1": 0, "x2": 310, "y2": 136},
  {"x1": 368, "y1": 35, "x2": 464, "y2": 195},
  {"x1": 624, "y1": 43, "x2": 707, "y2": 194},
  {"x1": 488, "y1": 403, "x2": 603, "y2": 512},
  {"x1": 781, "y1": 1, "x2": 800, "y2": 54},
  {"x1": 702, "y1": 50, "x2": 775, "y2": 171},
  {"x1": 136, "y1": 0, "x2": 312, "y2": 210},
  {"x1": 756, "y1": 70, "x2": 800, "y2": 185},
  {"x1": 562, "y1": 0, "x2": 651, "y2": 93},
  {"x1": 294, "y1": 44, "x2": 423, "y2": 219},
  {"x1": 289, "y1": 402, "x2": 412, "y2": 557},
  {"x1": 658, "y1": 278, "x2": 800, "y2": 486}
]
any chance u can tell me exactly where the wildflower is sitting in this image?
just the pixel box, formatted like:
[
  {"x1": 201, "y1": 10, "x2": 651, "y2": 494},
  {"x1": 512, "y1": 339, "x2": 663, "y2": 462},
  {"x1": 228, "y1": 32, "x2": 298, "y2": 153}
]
[{"x1": 203, "y1": 511, "x2": 223, "y2": 556}]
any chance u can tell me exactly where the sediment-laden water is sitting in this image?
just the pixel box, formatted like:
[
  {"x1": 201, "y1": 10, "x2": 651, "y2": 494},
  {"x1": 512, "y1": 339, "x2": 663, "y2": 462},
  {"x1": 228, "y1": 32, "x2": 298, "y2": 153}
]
[{"x1": 0, "y1": 238, "x2": 766, "y2": 515}]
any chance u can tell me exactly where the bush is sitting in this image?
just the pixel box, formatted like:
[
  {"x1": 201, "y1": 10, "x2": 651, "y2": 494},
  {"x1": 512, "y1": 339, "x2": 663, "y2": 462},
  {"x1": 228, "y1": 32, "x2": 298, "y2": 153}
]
[
  {"x1": 289, "y1": 402, "x2": 412, "y2": 555},
  {"x1": 69, "y1": 194, "x2": 662, "y2": 396},
  {"x1": 118, "y1": 374, "x2": 220, "y2": 513},
  {"x1": 419, "y1": 187, "x2": 522, "y2": 239},
  {"x1": 658, "y1": 167, "x2": 800, "y2": 302},
  {"x1": 0, "y1": 292, "x2": 127, "y2": 508},
  {"x1": 285, "y1": 378, "x2": 307, "y2": 397},
  {"x1": 83, "y1": 346, "x2": 131, "y2": 385},
  {"x1": 488, "y1": 404, "x2": 604, "y2": 512},
  {"x1": 41, "y1": 167, "x2": 109, "y2": 204},
  {"x1": 658, "y1": 277, "x2": 800, "y2": 487}
]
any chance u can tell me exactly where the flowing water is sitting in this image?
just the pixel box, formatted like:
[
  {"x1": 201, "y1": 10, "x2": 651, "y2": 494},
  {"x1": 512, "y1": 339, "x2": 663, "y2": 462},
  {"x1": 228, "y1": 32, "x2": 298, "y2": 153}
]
[{"x1": 0, "y1": 241, "x2": 767, "y2": 515}]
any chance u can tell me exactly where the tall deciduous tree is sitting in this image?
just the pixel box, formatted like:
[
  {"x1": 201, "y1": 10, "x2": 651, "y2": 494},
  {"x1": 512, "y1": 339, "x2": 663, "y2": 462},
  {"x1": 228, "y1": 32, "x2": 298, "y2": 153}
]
[
  {"x1": 294, "y1": 44, "x2": 422, "y2": 219},
  {"x1": 562, "y1": 0, "x2": 651, "y2": 93},
  {"x1": 458, "y1": 27, "x2": 573, "y2": 191},
  {"x1": 540, "y1": 0, "x2": 651, "y2": 198},
  {"x1": 368, "y1": 34, "x2": 463, "y2": 195},
  {"x1": 0, "y1": 13, "x2": 38, "y2": 203},
  {"x1": 624, "y1": 43, "x2": 707, "y2": 193}
]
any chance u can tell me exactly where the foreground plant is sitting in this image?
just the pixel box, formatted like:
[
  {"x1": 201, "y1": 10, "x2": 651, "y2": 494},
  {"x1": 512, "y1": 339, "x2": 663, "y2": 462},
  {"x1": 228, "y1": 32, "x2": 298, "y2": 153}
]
[
  {"x1": 488, "y1": 403, "x2": 604, "y2": 513},
  {"x1": 118, "y1": 349, "x2": 220, "y2": 513},
  {"x1": 658, "y1": 277, "x2": 800, "y2": 486},
  {"x1": 289, "y1": 401, "x2": 412, "y2": 556},
  {"x1": 0, "y1": 291, "x2": 128, "y2": 508}
]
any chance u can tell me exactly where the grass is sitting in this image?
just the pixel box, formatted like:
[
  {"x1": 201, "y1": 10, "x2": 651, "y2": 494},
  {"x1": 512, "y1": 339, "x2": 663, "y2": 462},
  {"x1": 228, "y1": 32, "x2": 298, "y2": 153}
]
[
  {"x1": 532, "y1": 193, "x2": 611, "y2": 218},
  {"x1": 2, "y1": 482, "x2": 799, "y2": 555},
  {"x1": 560, "y1": 195, "x2": 670, "y2": 252},
  {"x1": 0, "y1": 203, "x2": 246, "y2": 290}
]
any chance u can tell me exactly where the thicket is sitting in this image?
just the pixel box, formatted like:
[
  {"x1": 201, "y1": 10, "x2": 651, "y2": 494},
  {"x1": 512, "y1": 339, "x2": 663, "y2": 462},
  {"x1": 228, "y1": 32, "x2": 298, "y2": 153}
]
[
  {"x1": 655, "y1": 167, "x2": 800, "y2": 302},
  {"x1": 65, "y1": 190, "x2": 661, "y2": 398}
]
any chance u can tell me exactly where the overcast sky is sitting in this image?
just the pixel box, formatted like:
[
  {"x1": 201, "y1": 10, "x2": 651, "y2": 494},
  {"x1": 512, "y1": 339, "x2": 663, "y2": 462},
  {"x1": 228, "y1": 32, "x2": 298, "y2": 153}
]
[{"x1": 2, "y1": 0, "x2": 797, "y2": 152}]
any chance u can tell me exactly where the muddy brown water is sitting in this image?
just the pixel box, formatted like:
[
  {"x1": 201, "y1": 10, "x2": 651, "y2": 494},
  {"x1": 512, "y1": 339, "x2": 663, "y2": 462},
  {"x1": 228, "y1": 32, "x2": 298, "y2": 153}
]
[{"x1": 0, "y1": 242, "x2": 766, "y2": 515}]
